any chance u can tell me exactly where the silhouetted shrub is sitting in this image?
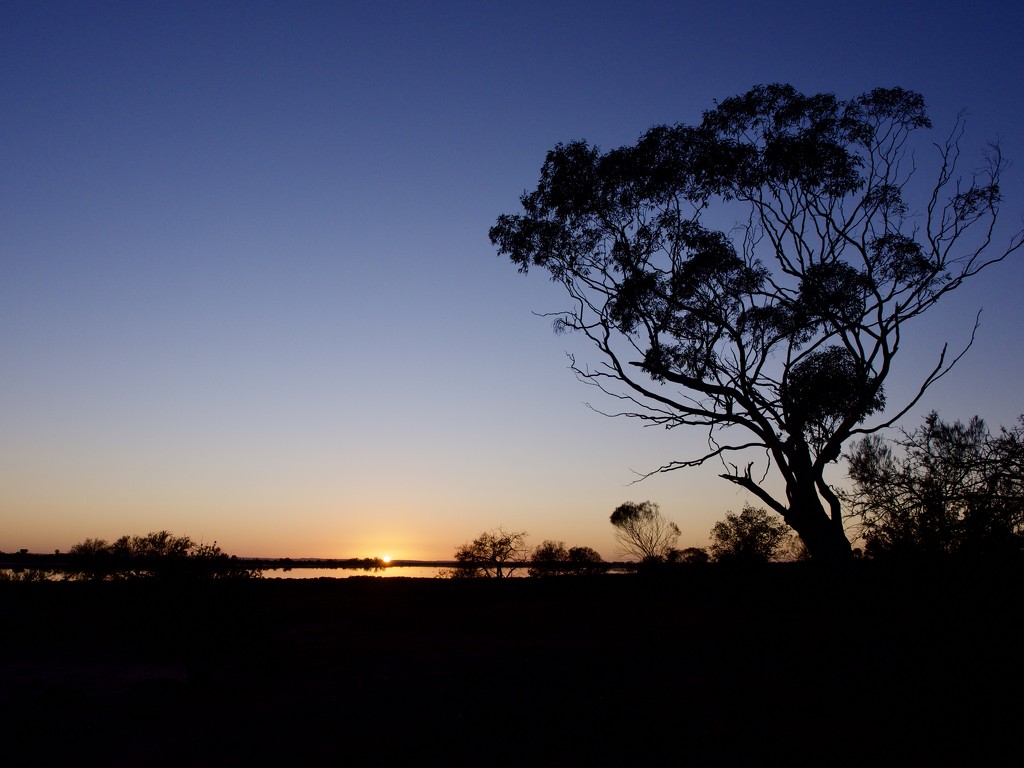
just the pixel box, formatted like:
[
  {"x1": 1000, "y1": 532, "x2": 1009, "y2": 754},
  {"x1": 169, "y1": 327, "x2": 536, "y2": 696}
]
[
  {"x1": 709, "y1": 506, "x2": 789, "y2": 564},
  {"x1": 529, "y1": 541, "x2": 606, "y2": 576},
  {"x1": 845, "y1": 412, "x2": 1024, "y2": 560}
]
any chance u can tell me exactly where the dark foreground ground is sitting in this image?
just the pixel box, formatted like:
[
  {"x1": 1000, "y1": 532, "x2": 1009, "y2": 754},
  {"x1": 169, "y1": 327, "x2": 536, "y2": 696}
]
[{"x1": 2, "y1": 564, "x2": 1022, "y2": 766}]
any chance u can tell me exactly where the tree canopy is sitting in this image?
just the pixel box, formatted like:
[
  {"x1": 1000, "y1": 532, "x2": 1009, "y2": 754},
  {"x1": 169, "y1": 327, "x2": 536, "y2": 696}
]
[
  {"x1": 845, "y1": 412, "x2": 1024, "y2": 559},
  {"x1": 491, "y1": 83, "x2": 1022, "y2": 561}
]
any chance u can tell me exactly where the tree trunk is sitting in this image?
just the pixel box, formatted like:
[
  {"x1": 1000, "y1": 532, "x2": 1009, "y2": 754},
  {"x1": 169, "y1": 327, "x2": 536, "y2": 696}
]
[
  {"x1": 796, "y1": 515, "x2": 853, "y2": 561},
  {"x1": 786, "y1": 480, "x2": 854, "y2": 562}
]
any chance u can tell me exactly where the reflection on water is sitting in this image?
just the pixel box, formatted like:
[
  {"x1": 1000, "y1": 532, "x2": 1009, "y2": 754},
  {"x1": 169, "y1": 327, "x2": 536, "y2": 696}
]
[
  {"x1": 1, "y1": 566, "x2": 451, "y2": 580},
  {"x1": 1, "y1": 565, "x2": 525, "y2": 580},
  {"x1": 0, "y1": 568, "x2": 63, "y2": 581},
  {"x1": 264, "y1": 566, "x2": 449, "y2": 579},
  {"x1": 6, "y1": 565, "x2": 623, "y2": 580}
]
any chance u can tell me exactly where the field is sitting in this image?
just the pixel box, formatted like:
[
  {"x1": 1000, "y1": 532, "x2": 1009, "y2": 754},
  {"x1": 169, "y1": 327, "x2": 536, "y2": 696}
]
[{"x1": 2, "y1": 564, "x2": 1021, "y2": 765}]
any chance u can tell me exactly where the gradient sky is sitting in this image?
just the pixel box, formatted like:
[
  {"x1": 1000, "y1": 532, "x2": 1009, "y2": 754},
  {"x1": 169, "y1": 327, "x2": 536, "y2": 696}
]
[{"x1": 3, "y1": 0, "x2": 1023, "y2": 560}]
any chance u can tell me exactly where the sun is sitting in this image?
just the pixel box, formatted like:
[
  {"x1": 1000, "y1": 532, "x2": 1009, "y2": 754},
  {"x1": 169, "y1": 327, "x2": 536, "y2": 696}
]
[{"x1": 381, "y1": 555, "x2": 392, "y2": 564}]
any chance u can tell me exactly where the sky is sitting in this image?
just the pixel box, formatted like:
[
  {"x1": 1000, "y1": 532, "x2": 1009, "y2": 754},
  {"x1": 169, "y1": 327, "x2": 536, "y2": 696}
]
[{"x1": 3, "y1": 0, "x2": 1023, "y2": 560}]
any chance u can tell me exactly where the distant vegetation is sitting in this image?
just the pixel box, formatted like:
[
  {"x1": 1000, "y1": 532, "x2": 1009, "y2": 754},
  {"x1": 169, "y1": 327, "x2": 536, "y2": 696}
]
[
  {"x1": 0, "y1": 531, "x2": 260, "y2": 581},
  {"x1": 445, "y1": 528, "x2": 529, "y2": 578},
  {"x1": 609, "y1": 501, "x2": 680, "y2": 562},
  {"x1": 65, "y1": 531, "x2": 261, "y2": 580},
  {"x1": 440, "y1": 530, "x2": 606, "y2": 578},
  {"x1": 528, "y1": 540, "x2": 605, "y2": 577}
]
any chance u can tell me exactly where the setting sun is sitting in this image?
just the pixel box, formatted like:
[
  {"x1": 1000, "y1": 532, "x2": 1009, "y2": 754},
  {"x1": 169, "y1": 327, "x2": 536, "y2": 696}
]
[{"x1": 382, "y1": 555, "x2": 391, "y2": 564}]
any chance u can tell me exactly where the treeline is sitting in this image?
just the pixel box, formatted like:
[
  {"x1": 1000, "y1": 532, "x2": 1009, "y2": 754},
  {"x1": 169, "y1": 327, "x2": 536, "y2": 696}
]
[{"x1": 1, "y1": 531, "x2": 259, "y2": 581}]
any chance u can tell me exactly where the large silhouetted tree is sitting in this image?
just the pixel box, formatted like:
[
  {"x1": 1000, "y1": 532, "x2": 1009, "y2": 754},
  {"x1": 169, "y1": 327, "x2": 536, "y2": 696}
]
[{"x1": 491, "y1": 84, "x2": 1023, "y2": 561}]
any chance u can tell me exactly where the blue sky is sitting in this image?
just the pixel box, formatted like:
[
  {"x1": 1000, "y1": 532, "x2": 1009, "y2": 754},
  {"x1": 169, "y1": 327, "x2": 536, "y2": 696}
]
[{"x1": 3, "y1": 0, "x2": 1023, "y2": 559}]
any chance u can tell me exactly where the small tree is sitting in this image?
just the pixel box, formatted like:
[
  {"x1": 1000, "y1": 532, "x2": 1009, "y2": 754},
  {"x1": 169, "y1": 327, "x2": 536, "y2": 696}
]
[
  {"x1": 529, "y1": 540, "x2": 569, "y2": 577},
  {"x1": 709, "y1": 505, "x2": 789, "y2": 563},
  {"x1": 610, "y1": 501, "x2": 681, "y2": 562},
  {"x1": 453, "y1": 528, "x2": 528, "y2": 578},
  {"x1": 566, "y1": 546, "x2": 606, "y2": 575}
]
